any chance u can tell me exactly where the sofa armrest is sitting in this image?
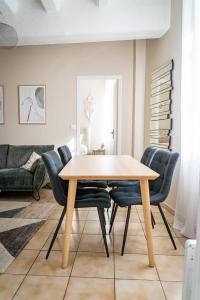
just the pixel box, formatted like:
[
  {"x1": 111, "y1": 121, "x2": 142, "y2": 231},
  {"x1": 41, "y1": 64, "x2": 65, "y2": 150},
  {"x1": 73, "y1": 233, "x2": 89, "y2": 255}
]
[{"x1": 33, "y1": 159, "x2": 46, "y2": 192}]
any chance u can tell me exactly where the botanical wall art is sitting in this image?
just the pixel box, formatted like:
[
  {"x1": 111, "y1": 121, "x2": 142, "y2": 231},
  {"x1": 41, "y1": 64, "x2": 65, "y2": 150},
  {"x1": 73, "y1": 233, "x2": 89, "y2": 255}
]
[
  {"x1": 0, "y1": 85, "x2": 4, "y2": 124},
  {"x1": 149, "y1": 60, "x2": 173, "y2": 150},
  {"x1": 18, "y1": 85, "x2": 46, "y2": 124}
]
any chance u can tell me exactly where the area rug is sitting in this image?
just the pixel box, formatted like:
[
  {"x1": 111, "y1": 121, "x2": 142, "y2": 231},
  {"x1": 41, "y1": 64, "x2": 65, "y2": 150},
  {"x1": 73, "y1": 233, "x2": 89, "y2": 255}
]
[{"x1": 0, "y1": 201, "x2": 55, "y2": 273}]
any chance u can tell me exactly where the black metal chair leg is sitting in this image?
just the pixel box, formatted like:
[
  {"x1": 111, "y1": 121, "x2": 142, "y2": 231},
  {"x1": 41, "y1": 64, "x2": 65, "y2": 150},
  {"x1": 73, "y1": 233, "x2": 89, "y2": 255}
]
[
  {"x1": 97, "y1": 208, "x2": 109, "y2": 257},
  {"x1": 107, "y1": 208, "x2": 110, "y2": 220},
  {"x1": 110, "y1": 202, "x2": 116, "y2": 224},
  {"x1": 158, "y1": 204, "x2": 177, "y2": 250},
  {"x1": 103, "y1": 208, "x2": 106, "y2": 225},
  {"x1": 46, "y1": 206, "x2": 66, "y2": 259},
  {"x1": 151, "y1": 210, "x2": 156, "y2": 226},
  {"x1": 151, "y1": 211, "x2": 155, "y2": 228},
  {"x1": 121, "y1": 205, "x2": 131, "y2": 256},
  {"x1": 109, "y1": 204, "x2": 118, "y2": 234}
]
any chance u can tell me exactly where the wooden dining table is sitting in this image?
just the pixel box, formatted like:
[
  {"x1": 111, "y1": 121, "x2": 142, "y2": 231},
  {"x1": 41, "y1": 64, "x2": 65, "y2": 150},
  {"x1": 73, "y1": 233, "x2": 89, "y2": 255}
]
[{"x1": 59, "y1": 155, "x2": 159, "y2": 268}]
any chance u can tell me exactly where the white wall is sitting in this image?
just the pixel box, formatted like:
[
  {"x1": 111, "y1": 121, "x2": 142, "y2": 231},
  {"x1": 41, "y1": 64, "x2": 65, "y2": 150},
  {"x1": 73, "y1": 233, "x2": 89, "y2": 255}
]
[
  {"x1": 133, "y1": 40, "x2": 146, "y2": 159},
  {"x1": 145, "y1": 0, "x2": 182, "y2": 210},
  {"x1": 0, "y1": 41, "x2": 134, "y2": 154}
]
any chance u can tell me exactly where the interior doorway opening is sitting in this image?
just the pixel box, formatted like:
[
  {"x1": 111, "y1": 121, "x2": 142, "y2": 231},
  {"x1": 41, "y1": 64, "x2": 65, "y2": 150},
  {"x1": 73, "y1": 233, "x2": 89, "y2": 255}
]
[{"x1": 76, "y1": 76, "x2": 122, "y2": 155}]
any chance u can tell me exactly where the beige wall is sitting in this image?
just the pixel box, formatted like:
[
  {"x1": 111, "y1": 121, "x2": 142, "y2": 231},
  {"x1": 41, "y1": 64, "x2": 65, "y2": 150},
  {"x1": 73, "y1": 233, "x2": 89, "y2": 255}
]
[
  {"x1": 0, "y1": 41, "x2": 134, "y2": 154},
  {"x1": 145, "y1": 0, "x2": 182, "y2": 209}
]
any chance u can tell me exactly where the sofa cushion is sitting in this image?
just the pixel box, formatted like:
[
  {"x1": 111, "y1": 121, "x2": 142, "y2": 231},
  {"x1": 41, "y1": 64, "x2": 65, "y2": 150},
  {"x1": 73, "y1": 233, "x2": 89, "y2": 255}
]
[
  {"x1": 6, "y1": 145, "x2": 54, "y2": 168},
  {"x1": 21, "y1": 152, "x2": 41, "y2": 171},
  {"x1": 0, "y1": 144, "x2": 9, "y2": 169},
  {"x1": 0, "y1": 168, "x2": 33, "y2": 190}
]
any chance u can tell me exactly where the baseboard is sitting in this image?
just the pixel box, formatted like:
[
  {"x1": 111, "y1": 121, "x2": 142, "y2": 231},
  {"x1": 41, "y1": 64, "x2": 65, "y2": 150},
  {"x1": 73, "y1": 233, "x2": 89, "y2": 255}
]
[{"x1": 162, "y1": 203, "x2": 175, "y2": 216}]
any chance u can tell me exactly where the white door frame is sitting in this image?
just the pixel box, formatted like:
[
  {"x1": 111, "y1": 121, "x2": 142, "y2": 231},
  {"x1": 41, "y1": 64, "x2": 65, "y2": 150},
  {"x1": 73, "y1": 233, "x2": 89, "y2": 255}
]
[{"x1": 76, "y1": 75, "x2": 122, "y2": 155}]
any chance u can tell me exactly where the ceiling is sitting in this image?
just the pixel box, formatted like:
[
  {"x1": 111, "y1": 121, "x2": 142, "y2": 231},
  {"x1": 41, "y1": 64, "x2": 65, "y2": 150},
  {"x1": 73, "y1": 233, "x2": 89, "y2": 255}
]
[{"x1": 0, "y1": 0, "x2": 171, "y2": 46}]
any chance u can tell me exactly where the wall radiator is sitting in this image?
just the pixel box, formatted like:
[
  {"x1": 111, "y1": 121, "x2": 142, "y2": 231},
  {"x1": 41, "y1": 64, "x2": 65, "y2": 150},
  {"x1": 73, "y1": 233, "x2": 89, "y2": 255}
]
[{"x1": 182, "y1": 240, "x2": 196, "y2": 300}]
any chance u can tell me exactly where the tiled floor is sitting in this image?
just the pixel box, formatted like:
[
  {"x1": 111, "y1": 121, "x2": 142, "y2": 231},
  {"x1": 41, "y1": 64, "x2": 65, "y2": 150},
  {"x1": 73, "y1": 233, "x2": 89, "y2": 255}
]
[{"x1": 0, "y1": 189, "x2": 186, "y2": 300}]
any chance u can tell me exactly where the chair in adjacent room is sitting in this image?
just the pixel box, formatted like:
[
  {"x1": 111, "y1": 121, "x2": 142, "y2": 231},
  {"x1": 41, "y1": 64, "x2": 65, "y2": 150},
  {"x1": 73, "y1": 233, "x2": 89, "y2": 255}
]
[
  {"x1": 109, "y1": 149, "x2": 179, "y2": 255},
  {"x1": 42, "y1": 150, "x2": 111, "y2": 259},
  {"x1": 58, "y1": 145, "x2": 108, "y2": 189}
]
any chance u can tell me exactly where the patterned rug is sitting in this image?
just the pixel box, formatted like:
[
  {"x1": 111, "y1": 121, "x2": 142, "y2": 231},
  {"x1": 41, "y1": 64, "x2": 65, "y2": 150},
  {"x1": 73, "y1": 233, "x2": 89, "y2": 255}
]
[{"x1": 0, "y1": 201, "x2": 55, "y2": 273}]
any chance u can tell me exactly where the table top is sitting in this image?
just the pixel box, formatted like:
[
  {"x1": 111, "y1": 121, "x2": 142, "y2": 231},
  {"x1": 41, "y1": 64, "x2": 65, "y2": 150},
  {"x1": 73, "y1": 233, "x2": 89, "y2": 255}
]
[{"x1": 59, "y1": 155, "x2": 159, "y2": 180}]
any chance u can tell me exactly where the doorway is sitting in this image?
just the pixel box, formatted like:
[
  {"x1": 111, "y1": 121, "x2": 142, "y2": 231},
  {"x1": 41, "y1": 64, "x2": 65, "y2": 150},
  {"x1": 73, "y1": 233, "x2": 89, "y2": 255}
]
[{"x1": 76, "y1": 76, "x2": 122, "y2": 155}]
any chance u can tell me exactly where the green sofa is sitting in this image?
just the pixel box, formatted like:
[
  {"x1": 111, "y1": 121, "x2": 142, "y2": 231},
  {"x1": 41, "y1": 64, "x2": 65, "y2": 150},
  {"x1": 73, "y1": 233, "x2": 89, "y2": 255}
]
[{"x1": 0, "y1": 144, "x2": 54, "y2": 199}]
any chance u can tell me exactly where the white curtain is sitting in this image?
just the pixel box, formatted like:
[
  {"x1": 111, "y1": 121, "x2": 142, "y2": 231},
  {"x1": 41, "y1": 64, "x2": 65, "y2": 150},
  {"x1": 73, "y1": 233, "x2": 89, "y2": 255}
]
[{"x1": 174, "y1": 0, "x2": 200, "y2": 238}]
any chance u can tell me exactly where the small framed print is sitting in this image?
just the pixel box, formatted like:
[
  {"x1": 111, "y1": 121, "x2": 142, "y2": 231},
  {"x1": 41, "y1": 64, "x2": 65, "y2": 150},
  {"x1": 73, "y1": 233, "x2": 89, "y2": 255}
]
[
  {"x1": 18, "y1": 85, "x2": 46, "y2": 124},
  {"x1": 0, "y1": 85, "x2": 4, "y2": 124}
]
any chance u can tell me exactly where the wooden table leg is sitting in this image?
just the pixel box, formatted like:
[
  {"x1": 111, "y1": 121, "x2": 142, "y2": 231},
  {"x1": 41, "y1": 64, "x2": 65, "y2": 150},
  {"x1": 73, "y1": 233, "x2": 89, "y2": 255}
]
[
  {"x1": 140, "y1": 179, "x2": 155, "y2": 267},
  {"x1": 62, "y1": 179, "x2": 77, "y2": 268}
]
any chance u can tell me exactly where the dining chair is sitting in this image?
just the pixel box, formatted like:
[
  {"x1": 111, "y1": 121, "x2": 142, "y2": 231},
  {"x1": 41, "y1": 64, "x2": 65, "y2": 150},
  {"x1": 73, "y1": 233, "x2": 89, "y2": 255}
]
[
  {"x1": 107, "y1": 146, "x2": 157, "y2": 188},
  {"x1": 58, "y1": 145, "x2": 108, "y2": 189},
  {"x1": 42, "y1": 150, "x2": 111, "y2": 259},
  {"x1": 109, "y1": 149, "x2": 179, "y2": 255}
]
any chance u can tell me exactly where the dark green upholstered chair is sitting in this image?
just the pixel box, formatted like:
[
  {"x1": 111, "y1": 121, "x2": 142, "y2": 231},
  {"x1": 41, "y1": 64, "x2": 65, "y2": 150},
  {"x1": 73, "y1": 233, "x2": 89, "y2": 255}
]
[
  {"x1": 109, "y1": 149, "x2": 179, "y2": 255},
  {"x1": 58, "y1": 145, "x2": 108, "y2": 189},
  {"x1": 107, "y1": 146, "x2": 157, "y2": 188},
  {"x1": 42, "y1": 150, "x2": 111, "y2": 259}
]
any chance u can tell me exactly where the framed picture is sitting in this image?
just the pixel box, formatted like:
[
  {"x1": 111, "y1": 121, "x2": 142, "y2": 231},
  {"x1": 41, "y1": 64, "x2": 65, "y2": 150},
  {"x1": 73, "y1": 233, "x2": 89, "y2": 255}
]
[
  {"x1": 18, "y1": 85, "x2": 46, "y2": 124},
  {"x1": 0, "y1": 85, "x2": 4, "y2": 124}
]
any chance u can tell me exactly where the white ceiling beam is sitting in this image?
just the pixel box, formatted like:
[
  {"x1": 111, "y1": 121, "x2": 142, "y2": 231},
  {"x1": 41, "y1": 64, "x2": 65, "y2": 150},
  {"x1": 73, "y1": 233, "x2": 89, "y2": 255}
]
[
  {"x1": 40, "y1": 0, "x2": 63, "y2": 13},
  {"x1": 95, "y1": 0, "x2": 110, "y2": 8},
  {"x1": 0, "y1": 0, "x2": 18, "y2": 15}
]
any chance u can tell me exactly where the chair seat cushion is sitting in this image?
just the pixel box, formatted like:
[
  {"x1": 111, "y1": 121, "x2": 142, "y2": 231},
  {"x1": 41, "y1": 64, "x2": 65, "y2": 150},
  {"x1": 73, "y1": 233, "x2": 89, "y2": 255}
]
[
  {"x1": 109, "y1": 187, "x2": 161, "y2": 207},
  {"x1": 108, "y1": 180, "x2": 138, "y2": 188},
  {"x1": 110, "y1": 188, "x2": 142, "y2": 207},
  {"x1": 75, "y1": 188, "x2": 111, "y2": 208},
  {"x1": 0, "y1": 168, "x2": 33, "y2": 190},
  {"x1": 78, "y1": 180, "x2": 107, "y2": 188}
]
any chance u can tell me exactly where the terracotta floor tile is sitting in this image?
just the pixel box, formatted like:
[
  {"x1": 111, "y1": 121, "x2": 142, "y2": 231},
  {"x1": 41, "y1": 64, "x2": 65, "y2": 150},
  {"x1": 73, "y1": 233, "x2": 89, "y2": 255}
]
[
  {"x1": 1, "y1": 189, "x2": 183, "y2": 299},
  {"x1": 60, "y1": 220, "x2": 86, "y2": 234},
  {"x1": 83, "y1": 221, "x2": 109, "y2": 235},
  {"x1": 142, "y1": 223, "x2": 176, "y2": 237},
  {"x1": 78, "y1": 234, "x2": 113, "y2": 253},
  {"x1": 64, "y1": 277, "x2": 114, "y2": 300},
  {"x1": 156, "y1": 255, "x2": 184, "y2": 281},
  {"x1": 115, "y1": 211, "x2": 140, "y2": 223},
  {"x1": 179, "y1": 237, "x2": 188, "y2": 248},
  {"x1": 13, "y1": 275, "x2": 68, "y2": 300},
  {"x1": 43, "y1": 233, "x2": 81, "y2": 251},
  {"x1": 73, "y1": 210, "x2": 89, "y2": 221},
  {"x1": 24, "y1": 232, "x2": 50, "y2": 250},
  {"x1": 87, "y1": 210, "x2": 109, "y2": 221},
  {"x1": 115, "y1": 254, "x2": 159, "y2": 280},
  {"x1": 72, "y1": 252, "x2": 114, "y2": 278},
  {"x1": 115, "y1": 279, "x2": 165, "y2": 300},
  {"x1": 29, "y1": 251, "x2": 75, "y2": 276},
  {"x1": 162, "y1": 281, "x2": 183, "y2": 300},
  {"x1": 0, "y1": 274, "x2": 25, "y2": 300},
  {"x1": 136, "y1": 205, "x2": 159, "y2": 213},
  {"x1": 153, "y1": 237, "x2": 184, "y2": 255},
  {"x1": 114, "y1": 235, "x2": 147, "y2": 254},
  {"x1": 5, "y1": 250, "x2": 39, "y2": 275},
  {"x1": 139, "y1": 212, "x2": 163, "y2": 223},
  {"x1": 114, "y1": 222, "x2": 144, "y2": 236}
]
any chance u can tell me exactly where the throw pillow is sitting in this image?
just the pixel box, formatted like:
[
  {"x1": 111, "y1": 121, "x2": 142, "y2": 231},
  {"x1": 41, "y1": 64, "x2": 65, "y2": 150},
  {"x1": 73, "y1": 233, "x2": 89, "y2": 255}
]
[{"x1": 20, "y1": 152, "x2": 41, "y2": 172}]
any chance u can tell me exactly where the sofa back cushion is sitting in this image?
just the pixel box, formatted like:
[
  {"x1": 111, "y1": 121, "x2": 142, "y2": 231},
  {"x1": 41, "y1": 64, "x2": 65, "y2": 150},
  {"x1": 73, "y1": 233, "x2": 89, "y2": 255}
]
[
  {"x1": 0, "y1": 144, "x2": 9, "y2": 169},
  {"x1": 6, "y1": 145, "x2": 54, "y2": 168}
]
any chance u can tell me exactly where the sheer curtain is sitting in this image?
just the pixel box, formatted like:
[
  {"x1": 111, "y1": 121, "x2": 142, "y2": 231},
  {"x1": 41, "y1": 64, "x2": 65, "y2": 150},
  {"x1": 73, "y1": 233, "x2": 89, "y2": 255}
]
[{"x1": 174, "y1": 0, "x2": 200, "y2": 238}]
